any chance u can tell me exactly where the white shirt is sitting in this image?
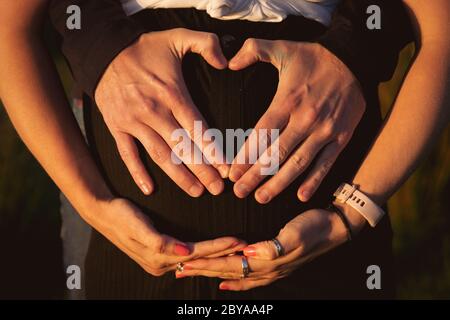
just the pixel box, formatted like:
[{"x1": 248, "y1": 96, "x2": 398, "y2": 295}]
[{"x1": 120, "y1": 0, "x2": 340, "y2": 26}]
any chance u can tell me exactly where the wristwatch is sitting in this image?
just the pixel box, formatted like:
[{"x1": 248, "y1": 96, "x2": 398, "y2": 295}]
[{"x1": 333, "y1": 183, "x2": 385, "y2": 227}]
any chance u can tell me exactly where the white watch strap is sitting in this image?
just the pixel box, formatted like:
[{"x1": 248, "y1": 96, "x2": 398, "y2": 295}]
[{"x1": 333, "y1": 183, "x2": 385, "y2": 227}]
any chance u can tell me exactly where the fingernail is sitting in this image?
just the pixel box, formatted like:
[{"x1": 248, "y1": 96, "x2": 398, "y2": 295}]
[
  {"x1": 183, "y1": 263, "x2": 193, "y2": 271},
  {"x1": 209, "y1": 180, "x2": 224, "y2": 195},
  {"x1": 235, "y1": 183, "x2": 249, "y2": 197},
  {"x1": 219, "y1": 166, "x2": 230, "y2": 179},
  {"x1": 189, "y1": 183, "x2": 204, "y2": 197},
  {"x1": 174, "y1": 243, "x2": 191, "y2": 256},
  {"x1": 140, "y1": 182, "x2": 152, "y2": 195},
  {"x1": 219, "y1": 283, "x2": 230, "y2": 290},
  {"x1": 256, "y1": 189, "x2": 271, "y2": 204},
  {"x1": 243, "y1": 246, "x2": 257, "y2": 256},
  {"x1": 229, "y1": 169, "x2": 243, "y2": 182},
  {"x1": 300, "y1": 190, "x2": 311, "y2": 202},
  {"x1": 231, "y1": 241, "x2": 241, "y2": 248}
]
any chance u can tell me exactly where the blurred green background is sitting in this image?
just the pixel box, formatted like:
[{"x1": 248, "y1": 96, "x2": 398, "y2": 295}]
[{"x1": 0, "y1": 37, "x2": 448, "y2": 298}]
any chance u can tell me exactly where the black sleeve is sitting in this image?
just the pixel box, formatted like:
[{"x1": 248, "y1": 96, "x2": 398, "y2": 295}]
[
  {"x1": 49, "y1": 0, "x2": 147, "y2": 99},
  {"x1": 316, "y1": 0, "x2": 415, "y2": 84}
]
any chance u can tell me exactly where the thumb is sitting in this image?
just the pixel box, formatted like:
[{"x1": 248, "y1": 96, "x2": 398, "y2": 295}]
[
  {"x1": 243, "y1": 224, "x2": 302, "y2": 260},
  {"x1": 181, "y1": 29, "x2": 228, "y2": 70},
  {"x1": 242, "y1": 240, "x2": 280, "y2": 260},
  {"x1": 229, "y1": 38, "x2": 275, "y2": 71}
]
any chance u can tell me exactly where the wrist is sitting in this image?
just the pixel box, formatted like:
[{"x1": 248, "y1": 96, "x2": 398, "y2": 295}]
[
  {"x1": 64, "y1": 184, "x2": 114, "y2": 223},
  {"x1": 332, "y1": 200, "x2": 367, "y2": 235}
]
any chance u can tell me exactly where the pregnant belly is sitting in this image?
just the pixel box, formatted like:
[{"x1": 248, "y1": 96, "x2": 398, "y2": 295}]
[{"x1": 83, "y1": 9, "x2": 380, "y2": 243}]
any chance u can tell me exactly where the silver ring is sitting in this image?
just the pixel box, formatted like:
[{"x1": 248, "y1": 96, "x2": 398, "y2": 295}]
[
  {"x1": 241, "y1": 256, "x2": 250, "y2": 278},
  {"x1": 176, "y1": 262, "x2": 184, "y2": 273},
  {"x1": 271, "y1": 238, "x2": 284, "y2": 257}
]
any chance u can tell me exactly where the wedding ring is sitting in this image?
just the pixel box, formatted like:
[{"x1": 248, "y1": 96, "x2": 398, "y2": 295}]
[
  {"x1": 176, "y1": 262, "x2": 184, "y2": 273},
  {"x1": 241, "y1": 256, "x2": 250, "y2": 278},
  {"x1": 271, "y1": 238, "x2": 284, "y2": 258}
]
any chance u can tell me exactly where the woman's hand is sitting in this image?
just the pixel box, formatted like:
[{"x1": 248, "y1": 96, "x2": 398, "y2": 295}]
[
  {"x1": 95, "y1": 28, "x2": 230, "y2": 197},
  {"x1": 228, "y1": 40, "x2": 366, "y2": 203},
  {"x1": 176, "y1": 208, "x2": 349, "y2": 291},
  {"x1": 83, "y1": 198, "x2": 246, "y2": 277}
]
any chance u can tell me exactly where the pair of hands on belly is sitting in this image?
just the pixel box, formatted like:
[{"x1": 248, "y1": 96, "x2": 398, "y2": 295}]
[{"x1": 92, "y1": 28, "x2": 365, "y2": 290}]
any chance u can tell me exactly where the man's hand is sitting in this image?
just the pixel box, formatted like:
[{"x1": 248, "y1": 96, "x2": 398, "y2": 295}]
[
  {"x1": 228, "y1": 40, "x2": 366, "y2": 203},
  {"x1": 95, "y1": 28, "x2": 230, "y2": 197}
]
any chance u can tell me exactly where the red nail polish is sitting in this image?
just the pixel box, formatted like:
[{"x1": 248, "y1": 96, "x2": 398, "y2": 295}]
[
  {"x1": 219, "y1": 283, "x2": 230, "y2": 290},
  {"x1": 175, "y1": 273, "x2": 186, "y2": 279},
  {"x1": 174, "y1": 244, "x2": 191, "y2": 256},
  {"x1": 231, "y1": 241, "x2": 241, "y2": 248},
  {"x1": 243, "y1": 246, "x2": 257, "y2": 256},
  {"x1": 183, "y1": 263, "x2": 192, "y2": 271}
]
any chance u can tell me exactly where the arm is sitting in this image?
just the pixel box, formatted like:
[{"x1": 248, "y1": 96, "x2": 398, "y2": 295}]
[
  {"x1": 0, "y1": 0, "x2": 243, "y2": 276},
  {"x1": 336, "y1": 0, "x2": 450, "y2": 230}
]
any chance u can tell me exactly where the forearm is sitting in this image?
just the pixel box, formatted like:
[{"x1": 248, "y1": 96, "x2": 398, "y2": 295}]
[
  {"x1": 352, "y1": 44, "x2": 449, "y2": 206},
  {"x1": 0, "y1": 33, "x2": 113, "y2": 217}
]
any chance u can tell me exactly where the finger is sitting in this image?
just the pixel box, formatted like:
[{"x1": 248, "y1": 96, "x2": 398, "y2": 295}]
[
  {"x1": 176, "y1": 269, "x2": 241, "y2": 280},
  {"x1": 135, "y1": 124, "x2": 205, "y2": 197},
  {"x1": 297, "y1": 141, "x2": 344, "y2": 202},
  {"x1": 242, "y1": 240, "x2": 280, "y2": 261},
  {"x1": 233, "y1": 120, "x2": 309, "y2": 199},
  {"x1": 164, "y1": 237, "x2": 246, "y2": 265},
  {"x1": 168, "y1": 84, "x2": 230, "y2": 179},
  {"x1": 183, "y1": 255, "x2": 269, "y2": 274},
  {"x1": 219, "y1": 278, "x2": 275, "y2": 291},
  {"x1": 180, "y1": 29, "x2": 228, "y2": 69},
  {"x1": 188, "y1": 237, "x2": 246, "y2": 259},
  {"x1": 228, "y1": 38, "x2": 276, "y2": 71},
  {"x1": 230, "y1": 107, "x2": 289, "y2": 184},
  {"x1": 253, "y1": 134, "x2": 329, "y2": 204},
  {"x1": 114, "y1": 132, "x2": 154, "y2": 195},
  {"x1": 146, "y1": 111, "x2": 225, "y2": 195}
]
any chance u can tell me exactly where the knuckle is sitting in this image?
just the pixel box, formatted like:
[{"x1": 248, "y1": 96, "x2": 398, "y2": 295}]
[
  {"x1": 117, "y1": 146, "x2": 134, "y2": 161},
  {"x1": 263, "y1": 241, "x2": 278, "y2": 260},
  {"x1": 319, "y1": 159, "x2": 334, "y2": 177},
  {"x1": 205, "y1": 33, "x2": 219, "y2": 47},
  {"x1": 285, "y1": 89, "x2": 303, "y2": 107},
  {"x1": 302, "y1": 108, "x2": 319, "y2": 125},
  {"x1": 149, "y1": 146, "x2": 170, "y2": 164},
  {"x1": 276, "y1": 144, "x2": 290, "y2": 161},
  {"x1": 290, "y1": 153, "x2": 309, "y2": 171},
  {"x1": 245, "y1": 170, "x2": 262, "y2": 184},
  {"x1": 194, "y1": 167, "x2": 215, "y2": 184},
  {"x1": 150, "y1": 236, "x2": 165, "y2": 254},
  {"x1": 336, "y1": 131, "x2": 351, "y2": 145},
  {"x1": 321, "y1": 122, "x2": 337, "y2": 139},
  {"x1": 141, "y1": 98, "x2": 159, "y2": 116},
  {"x1": 181, "y1": 176, "x2": 199, "y2": 191},
  {"x1": 245, "y1": 38, "x2": 260, "y2": 52}
]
